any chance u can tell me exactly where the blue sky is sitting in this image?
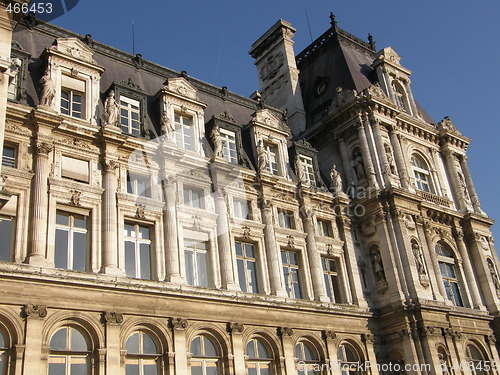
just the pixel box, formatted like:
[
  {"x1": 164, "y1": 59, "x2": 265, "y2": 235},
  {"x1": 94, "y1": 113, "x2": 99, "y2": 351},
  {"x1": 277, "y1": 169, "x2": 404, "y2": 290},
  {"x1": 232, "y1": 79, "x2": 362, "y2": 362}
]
[{"x1": 51, "y1": 0, "x2": 499, "y2": 241}]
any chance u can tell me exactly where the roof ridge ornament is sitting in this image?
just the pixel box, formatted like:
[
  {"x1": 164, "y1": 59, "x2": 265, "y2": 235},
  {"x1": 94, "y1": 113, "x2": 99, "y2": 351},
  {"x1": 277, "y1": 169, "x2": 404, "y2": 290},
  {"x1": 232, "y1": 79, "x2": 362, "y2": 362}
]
[
  {"x1": 368, "y1": 33, "x2": 376, "y2": 51},
  {"x1": 329, "y1": 12, "x2": 337, "y2": 28}
]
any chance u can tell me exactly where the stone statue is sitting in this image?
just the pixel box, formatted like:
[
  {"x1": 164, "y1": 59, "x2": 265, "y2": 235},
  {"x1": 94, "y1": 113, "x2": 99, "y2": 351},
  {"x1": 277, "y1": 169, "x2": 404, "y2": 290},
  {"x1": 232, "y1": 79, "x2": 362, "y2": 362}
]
[
  {"x1": 257, "y1": 140, "x2": 267, "y2": 172},
  {"x1": 488, "y1": 261, "x2": 500, "y2": 290},
  {"x1": 211, "y1": 125, "x2": 223, "y2": 158},
  {"x1": 330, "y1": 164, "x2": 343, "y2": 192},
  {"x1": 412, "y1": 242, "x2": 426, "y2": 276},
  {"x1": 384, "y1": 144, "x2": 396, "y2": 175},
  {"x1": 295, "y1": 155, "x2": 305, "y2": 183},
  {"x1": 39, "y1": 71, "x2": 55, "y2": 107},
  {"x1": 458, "y1": 172, "x2": 471, "y2": 202},
  {"x1": 160, "y1": 110, "x2": 174, "y2": 137},
  {"x1": 371, "y1": 250, "x2": 386, "y2": 282},
  {"x1": 103, "y1": 90, "x2": 119, "y2": 126},
  {"x1": 353, "y1": 150, "x2": 366, "y2": 180}
]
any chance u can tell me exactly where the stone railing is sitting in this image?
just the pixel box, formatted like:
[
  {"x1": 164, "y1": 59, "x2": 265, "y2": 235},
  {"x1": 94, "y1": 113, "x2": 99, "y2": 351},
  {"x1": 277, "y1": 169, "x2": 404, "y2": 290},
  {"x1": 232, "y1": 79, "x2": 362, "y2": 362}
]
[{"x1": 416, "y1": 190, "x2": 452, "y2": 207}]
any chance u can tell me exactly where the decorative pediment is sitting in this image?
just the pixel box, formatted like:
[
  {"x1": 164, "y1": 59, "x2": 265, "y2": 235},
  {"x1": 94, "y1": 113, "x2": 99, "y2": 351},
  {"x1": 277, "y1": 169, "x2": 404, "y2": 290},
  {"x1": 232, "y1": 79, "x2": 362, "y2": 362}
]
[
  {"x1": 164, "y1": 77, "x2": 198, "y2": 100},
  {"x1": 375, "y1": 47, "x2": 401, "y2": 66},
  {"x1": 50, "y1": 38, "x2": 95, "y2": 63},
  {"x1": 437, "y1": 116, "x2": 462, "y2": 135},
  {"x1": 252, "y1": 108, "x2": 289, "y2": 134},
  {"x1": 115, "y1": 78, "x2": 145, "y2": 94}
]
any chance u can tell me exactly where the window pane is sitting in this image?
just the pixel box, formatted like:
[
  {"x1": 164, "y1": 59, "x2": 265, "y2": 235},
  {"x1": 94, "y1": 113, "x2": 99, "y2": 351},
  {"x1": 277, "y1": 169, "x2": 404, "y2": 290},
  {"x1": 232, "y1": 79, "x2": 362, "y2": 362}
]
[
  {"x1": 0, "y1": 218, "x2": 13, "y2": 262},
  {"x1": 248, "y1": 261, "x2": 258, "y2": 293},
  {"x1": 140, "y1": 243, "x2": 151, "y2": 280},
  {"x1": 246, "y1": 340, "x2": 256, "y2": 358},
  {"x1": 48, "y1": 362, "x2": 66, "y2": 375},
  {"x1": 125, "y1": 241, "x2": 136, "y2": 277},
  {"x1": 190, "y1": 336, "x2": 201, "y2": 356},
  {"x1": 197, "y1": 252, "x2": 208, "y2": 287},
  {"x1": 185, "y1": 250, "x2": 194, "y2": 285},
  {"x1": 55, "y1": 229, "x2": 69, "y2": 269},
  {"x1": 126, "y1": 332, "x2": 140, "y2": 353},
  {"x1": 237, "y1": 259, "x2": 247, "y2": 293},
  {"x1": 142, "y1": 332, "x2": 157, "y2": 354},
  {"x1": 125, "y1": 364, "x2": 139, "y2": 375},
  {"x1": 257, "y1": 340, "x2": 269, "y2": 359},
  {"x1": 245, "y1": 243, "x2": 255, "y2": 258},
  {"x1": 73, "y1": 232, "x2": 87, "y2": 272},
  {"x1": 70, "y1": 328, "x2": 88, "y2": 351},
  {"x1": 2, "y1": 146, "x2": 16, "y2": 168},
  {"x1": 203, "y1": 336, "x2": 217, "y2": 357},
  {"x1": 139, "y1": 226, "x2": 150, "y2": 240},
  {"x1": 288, "y1": 252, "x2": 297, "y2": 265},
  {"x1": 144, "y1": 364, "x2": 158, "y2": 375},
  {"x1": 191, "y1": 366, "x2": 203, "y2": 375},
  {"x1": 56, "y1": 212, "x2": 70, "y2": 226},
  {"x1": 50, "y1": 328, "x2": 67, "y2": 350},
  {"x1": 70, "y1": 362, "x2": 88, "y2": 375},
  {"x1": 0, "y1": 331, "x2": 4, "y2": 348},
  {"x1": 235, "y1": 241, "x2": 243, "y2": 256}
]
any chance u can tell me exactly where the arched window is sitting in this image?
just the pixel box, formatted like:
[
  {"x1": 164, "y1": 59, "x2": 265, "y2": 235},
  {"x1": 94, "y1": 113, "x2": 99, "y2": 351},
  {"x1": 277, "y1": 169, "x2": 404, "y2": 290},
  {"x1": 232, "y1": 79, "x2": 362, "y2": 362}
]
[
  {"x1": 295, "y1": 341, "x2": 321, "y2": 374},
  {"x1": 48, "y1": 326, "x2": 91, "y2": 375},
  {"x1": 466, "y1": 343, "x2": 490, "y2": 375},
  {"x1": 410, "y1": 154, "x2": 433, "y2": 193},
  {"x1": 392, "y1": 82, "x2": 409, "y2": 113},
  {"x1": 388, "y1": 350, "x2": 405, "y2": 375},
  {"x1": 338, "y1": 343, "x2": 362, "y2": 375},
  {"x1": 435, "y1": 242, "x2": 464, "y2": 307},
  {"x1": 246, "y1": 338, "x2": 274, "y2": 375},
  {"x1": 0, "y1": 329, "x2": 8, "y2": 375},
  {"x1": 190, "y1": 334, "x2": 221, "y2": 375},
  {"x1": 437, "y1": 347, "x2": 451, "y2": 375},
  {"x1": 125, "y1": 331, "x2": 162, "y2": 375}
]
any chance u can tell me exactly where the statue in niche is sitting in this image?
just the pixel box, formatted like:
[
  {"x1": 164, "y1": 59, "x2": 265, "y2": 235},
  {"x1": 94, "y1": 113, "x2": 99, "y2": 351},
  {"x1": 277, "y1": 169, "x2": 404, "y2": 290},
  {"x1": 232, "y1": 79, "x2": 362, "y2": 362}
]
[
  {"x1": 211, "y1": 125, "x2": 223, "y2": 158},
  {"x1": 488, "y1": 260, "x2": 500, "y2": 291},
  {"x1": 39, "y1": 71, "x2": 56, "y2": 107},
  {"x1": 330, "y1": 163, "x2": 343, "y2": 193},
  {"x1": 257, "y1": 140, "x2": 267, "y2": 172},
  {"x1": 103, "y1": 90, "x2": 119, "y2": 126},
  {"x1": 295, "y1": 155, "x2": 305, "y2": 183},
  {"x1": 457, "y1": 172, "x2": 471, "y2": 202},
  {"x1": 160, "y1": 110, "x2": 174, "y2": 138},
  {"x1": 412, "y1": 242, "x2": 426, "y2": 276},
  {"x1": 352, "y1": 149, "x2": 366, "y2": 180},
  {"x1": 384, "y1": 144, "x2": 397, "y2": 175},
  {"x1": 371, "y1": 250, "x2": 386, "y2": 282}
]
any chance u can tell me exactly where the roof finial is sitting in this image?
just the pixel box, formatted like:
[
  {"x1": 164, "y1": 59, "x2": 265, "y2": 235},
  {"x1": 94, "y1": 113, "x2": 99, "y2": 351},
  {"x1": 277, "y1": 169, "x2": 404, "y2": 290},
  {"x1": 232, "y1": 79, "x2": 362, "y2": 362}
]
[
  {"x1": 368, "y1": 34, "x2": 376, "y2": 51},
  {"x1": 329, "y1": 12, "x2": 337, "y2": 28}
]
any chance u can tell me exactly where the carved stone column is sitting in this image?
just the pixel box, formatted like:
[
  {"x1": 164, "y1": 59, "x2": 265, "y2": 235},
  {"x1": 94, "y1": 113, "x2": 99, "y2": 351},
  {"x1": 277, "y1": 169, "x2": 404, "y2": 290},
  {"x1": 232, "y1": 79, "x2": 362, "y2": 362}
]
[
  {"x1": 303, "y1": 214, "x2": 329, "y2": 302},
  {"x1": 422, "y1": 222, "x2": 449, "y2": 303},
  {"x1": 214, "y1": 192, "x2": 239, "y2": 291},
  {"x1": 100, "y1": 160, "x2": 122, "y2": 275},
  {"x1": 171, "y1": 318, "x2": 189, "y2": 374},
  {"x1": 388, "y1": 125, "x2": 410, "y2": 189},
  {"x1": 278, "y1": 328, "x2": 296, "y2": 375},
  {"x1": 336, "y1": 134, "x2": 354, "y2": 188},
  {"x1": 453, "y1": 228, "x2": 484, "y2": 310},
  {"x1": 361, "y1": 333, "x2": 380, "y2": 375},
  {"x1": 162, "y1": 176, "x2": 183, "y2": 283},
  {"x1": 357, "y1": 117, "x2": 379, "y2": 189},
  {"x1": 103, "y1": 312, "x2": 123, "y2": 374},
  {"x1": 228, "y1": 323, "x2": 245, "y2": 375},
  {"x1": 323, "y1": 330, "x2": 337, "y2": 374},
  {"x1": 261, "y1": 203, "x2": 287, "y2": 297},
  {"x1": 370, "y1": 118, "x2": 391, "y2": 187},
  {"x1": 22, "y1": 305, "x2": 47, "y2": 374},
  {"x1": 25, "y1": 142, "x2": 52, "y2": 266},
  {"x1": 458, "y1": 155, "x2": 483, "y2": 214},
  {"x1": 441, "y1": 148, "x2": 466, "y2": 212},
  {"x1": 403, "y1": 79, "x2": 418, "y2": 116}
]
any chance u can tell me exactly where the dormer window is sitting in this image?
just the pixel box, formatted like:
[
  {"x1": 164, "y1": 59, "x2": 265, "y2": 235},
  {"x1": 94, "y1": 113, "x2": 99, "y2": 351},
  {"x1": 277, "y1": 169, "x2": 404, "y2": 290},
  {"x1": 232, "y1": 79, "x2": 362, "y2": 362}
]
[
  {"x1": 120, "y1": 96, "x2": 141, "y2": 136},
  {"x1": 299, "y1": 155, "x2": 315, "y2": 185},
  {"x1": 174, "y1": 113, "x2": 194, "y2": 150},
  {"x1": 7, "y1": 73, "x2": 18, "y2": 101},
  {"x1": 392, "y1": 81, "x2": 410, "y2": 113},
  {"x1": 411, "y1": 154, "x2": 433, "y2": 193},
  {"x1": 265, "y1": 143, "x2": 279, "y2": 175},
  {"x1": 60, "y1": 75, "x2": 85, "y2": 119},
  {"x1": 220, "y1": 128, "x2": 237, "y2": 164}
]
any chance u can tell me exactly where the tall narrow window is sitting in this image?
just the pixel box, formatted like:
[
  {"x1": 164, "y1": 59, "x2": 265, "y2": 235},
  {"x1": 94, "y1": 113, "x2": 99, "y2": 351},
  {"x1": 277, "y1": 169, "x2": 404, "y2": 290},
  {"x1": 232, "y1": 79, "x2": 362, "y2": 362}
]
[
  {"x1": 411, "y1": 155, "x2": 433, "y2": 193},
  {"x1": 1, "y1": 145, "x2": 16, "y2": 168},
  {"x1": 316, "y1": 219, "x2": 332, "y2": 237},
  {"x1": 338, "y1": 343, "x2": 362, "y2": 375},
  {"x1": 174, "y1": 114, "x2": 194, "y2": 150},
  {"x1": 296, "y1": 341, "x2": 321, "y2": 374},
  {"x1": 232, "y1": 198, "x2": 251, "y2": 220},
  {"x1": 277, "y1": 209, "x2": 294, "y2": 229},
  {"x1": 281, "y1": 250, "x2": 302, "y2": 299},
  {"x1": 0, "y1": 329, "x2": 8, "y2": 375},
  {"x1": 246, "y1": 338, "x2": 273, "y2": 375},
  {"x1": 220, "y1": 128, "x2": 238, "y2": 164},
  {"x1": 124, "y1": 223, "x2": 152, "y2": 280},
  {"x1": 55, "y1": 211, "x2": 89, "y2": 271},
  {"x1": 185, "y1": 239, "x2": 210, "y2": 287},
  {"x1": 466, "y1": 344, "x2": 489, "y2": 375},
  {"x1": 322, "y1": 257, "x2": 345, "y2": 303},
  {"x1": 127, "y1": 173, "x2": 150, "y2": 197},
  {"x1": 120, "y1": 96, "x2": 141, "y2": 136},
  {"x1": 300, "y1": 155, "x2": 315, "y2": 185},
  {"x1": 7, "y1": 72, "x2": 18, "y2": 101},
  {"x1": 435, "y1": 242, "x2": 464, "y2": 307},
  {"x1": 48, "y1": 326, "x2": 90, "y2": 375},
  {"x1": 125, "y1": 331, "x2": 161, "y2": 375},
  {"x1": 190, "y1": 335, "x2": 221, "y2": 375},
  {"x1": 60, "y1": 89, "x2": 83, "y2": 118},
  {"x1": 183, "y1": 187, "x2": 203, "y2": 209},
  {"x1": 264, "y1": 143, "x2": 279, "y2": 175},
  {"x1": 0, "y1": 217, "x2": 13, "y2": 262},
  {"x1": 392, "y1": 82, "x2": 409, "y2": 113},
  {"x1": 235, "y1": 241, "x2": 258, "y2": 293}
]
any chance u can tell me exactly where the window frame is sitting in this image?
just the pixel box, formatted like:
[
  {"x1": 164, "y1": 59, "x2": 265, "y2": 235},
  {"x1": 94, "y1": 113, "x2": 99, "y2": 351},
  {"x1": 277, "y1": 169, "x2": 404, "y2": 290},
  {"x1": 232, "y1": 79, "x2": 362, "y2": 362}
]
[
  {"x1": 219, "y1": 127, "x2": 238, "y2": 164},
  {"x1": 0, "y1": 326, "x2": 10, "y2": 375},
  {"x1": 183, "y1": 186, "x2": 204, "y2": 209},
  {"x1": 316, "y1": 219, "x2": 332, "y2": 237},
  {"x1": 435, "y1": 242, "x2": 464, "y2": 307},
  {"x1": 174, "y1": 113, "x2": 195, "y2": 151},
  {"x1": 0, "y1": 216, "x2": 14, "y2": 263},
  {"x1": 110, "y1": 80, "x2": 148, "y2": 137},
  {"x1": 300, "y1": 155, "x2": 316, "y2": 185},
  {"x1": 338, "y1": 342, "x2": 362, "y2": 375},
  {"x1": 189, "y1": 335, "x2": 221, "y2": 375},
  {"x1": 235, "y1": 240, "x2": 259, "y2": 293},
  {"x1": 124, "y1": 222, "x2": 153, "y2": 280},
  {"x1": 245, "y1": 338, "x2": 274, "y2": 375},
  {"x1": 322, "y1": 257, "x2": 346, "y2": 303},
  {"x1": 411, "y1": 154, "x2": 434, "y2": 194},
  {"x1": 392, "y1": 80, "x2": 410, "y2": 114},
  {"x1": 54, "y1": 210, "x2": 90, "y2": 272},
  {"x1": 48, "y1": 326, "x2": 91, "y2": 375},
  {"x1": 127, "y1": 173, "x2": 151, "y2": 198},
  {"x1": 281, "y1": 249, "x2": 302, "y2": 299},
  {"x1": 232, "y1": 198, "x2": 251, "y2": 220},
  {"x1": 60, "y1": 87, "x2": 84, "y2": 119},
  {"x1": 119, "y1": 96, "x2": 141, "y2": 136},
  {"x1": 466, "y1": 343, "x2": 490, "y2": 375},
  {"x1": 125, "y1": 331, "x2": 162, "y2": 375},
  {"x1": 184, "y1": 238, "x2": 211, "y2": 287},
  {"x1": 264, "y1": 142, "x2": 279, "y2": 175},
  {"x1": 295, "y1": 341, "x2": 321, "y2": 375},
  {"x1": 1, "y1": 144, "x2": 16, "y2": 169},
  {"x1": 277, "y1": 208, "x2": 295, "y2": 230}
]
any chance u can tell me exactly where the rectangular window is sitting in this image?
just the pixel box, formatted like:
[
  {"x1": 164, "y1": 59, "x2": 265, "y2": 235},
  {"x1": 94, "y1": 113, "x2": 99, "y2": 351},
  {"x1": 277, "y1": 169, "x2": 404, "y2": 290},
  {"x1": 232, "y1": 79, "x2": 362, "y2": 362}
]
[
  {"x1": 60, "y1": 89, "x2": 83, "y2": 118},
  {"x1": 281, "y1": 250, "x2": 302, "y2": 299},
  {"x1": 174, "y1": 114, "x2": 194, "y2": 150},
  {"x1": 235, "y1": 241, "x2": 258, "y2": 293},
  {"x1": 220, "y1": 128, "x2": 238, "y2": 164},
  {"x1": 232, "y1": 198, "x2": 251, "y2": 220},
  {"x1": 55, "y1": 211, "x2": 89, "y2": 271},
  {"x1": 0, "y1": 217, "x2": 13, "y2": 262},
  {"x1": 184, "y1": 239, "x2": 210, "y2": 287},
  {"x1": 300, "y1": 155, "x2": 316, "y2": 185},
  {"x1": 316, "y1": 219, "x2": 332, "y2": 237},
  {"x1": 61, "y1": 156, "x2": 89, "y2": 183},
  {"x1": 322, "y1": 257, "x2": 345, "y2": 303},
  {"x1": 2, "y1": 145, "x2": 16, "y2": 168},
  {"x1": 264, "y1": 143, "x2": 279, "y2": 175},
  {"x1": 127, "y1": 173, "x2": 151, "y2": 197},
  {"x1": 277, "y1": 209, "x2": 294, "y2": 229},
  {"x1": 7, "y1": 73, "x2": 18, "y2": 101},
  {"x1": 183, "y1": 187, "x2": 203, "y2": 209},
  {"x1": 120, "y1": 96, "x2": 141, "y2": 136},
  {"x1": 124, "y1": 223, "x2": 152, "y2": 279}
]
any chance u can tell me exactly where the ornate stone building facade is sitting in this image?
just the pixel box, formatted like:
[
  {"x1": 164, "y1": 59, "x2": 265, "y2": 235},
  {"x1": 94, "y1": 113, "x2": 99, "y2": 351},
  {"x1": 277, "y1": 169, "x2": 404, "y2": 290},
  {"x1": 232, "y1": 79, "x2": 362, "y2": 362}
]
[{"x1": 0, "y1": 3, "x2": 499, "y2": 374}]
